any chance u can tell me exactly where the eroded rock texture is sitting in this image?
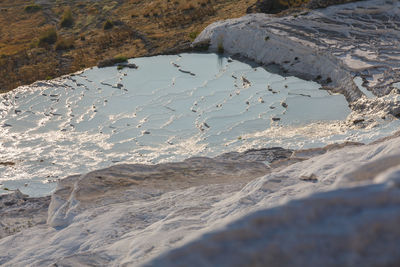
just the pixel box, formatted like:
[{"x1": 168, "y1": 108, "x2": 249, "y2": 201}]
[
  {"x1": 247, "y1": 0, "x2": 364, "y2": 14},
  {"x1": 306, "y1": 0, "x2": 364, "y2": 9},
  {"x1": 198, "y1": 0, "x2": 400, "y2": 101},
  {"x1": 149, "y1": 170, "x2": 400, "y2": 267},
  {"x1": 0, "y1": 190, "x2": 50, "y2": 239},
  {"x1": 246, "y1": 0, "x2": 305, "y2": 14},
  {"x1": 1, "y1": 134, "x2": 400, "y2": 266},
  {"x1": 215, "y1": 147, "x2": 293, "y2": 163},
  {"x1": 47, "y1": 156, "x2": 273, "y2": 228}
]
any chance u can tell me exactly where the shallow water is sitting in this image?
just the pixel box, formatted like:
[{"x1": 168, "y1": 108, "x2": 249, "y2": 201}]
[
  {"x1": 354, "y1": 77, "x2": 375, "y2": 99},
  {"x1": 0, "y1": 53, "x2": 399, "y2": 196}
]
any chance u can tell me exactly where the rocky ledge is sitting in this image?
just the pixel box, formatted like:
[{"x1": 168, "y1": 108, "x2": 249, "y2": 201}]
[
  {"x1": 247, "y1": 0, "x2": 364, "y2": 14},
  {"x1": 2, "y1": 137, "x2": 400, "y2": 266},
  {"x1": 0, "y1": 190, "x2": 50, "y2": 239}
]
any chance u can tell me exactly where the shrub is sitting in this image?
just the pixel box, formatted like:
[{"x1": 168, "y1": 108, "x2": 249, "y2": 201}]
[
  {"x1": 55, "y1": 38, "x2": 75, "y2": 50},
  {"x1": 97, "y1": 55, "x2": 128, "y2": 68},
  {"x1": 60, "y1": 9, "x2": 74, "y2": 28},
  {"x1": 38, "y1": 28, "x2": 58, "y2": 47},
  {"x1": 24, "y1": 4, "x2": 42, "y2": 13},
  {"x1": 103, "y1": 20, "x2": 114, "y2": 30},
  {"x1": 189, "y1": 31, "x2": 199, "y2": 41},
  {"x1": 217, "y1": 35, "x2": 224, "y2": 54},
  {"x1": 113, "y1": 55, "x2": 128, "y2": 63},
  {"x1": 217, "y1": 41, "x2": 224, "y2": 54}
]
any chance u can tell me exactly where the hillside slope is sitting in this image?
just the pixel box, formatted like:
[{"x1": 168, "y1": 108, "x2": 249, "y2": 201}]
[{"x1": 0, "y1": 0, "x2": 256, "y2": 92}]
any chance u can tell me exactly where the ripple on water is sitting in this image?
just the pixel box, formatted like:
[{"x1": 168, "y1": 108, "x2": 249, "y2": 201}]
[{"x1": 0, "y1": 53, "x2": 398, "y2": 196}]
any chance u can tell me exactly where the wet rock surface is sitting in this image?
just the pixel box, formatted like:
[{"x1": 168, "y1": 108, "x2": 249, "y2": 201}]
[{"x1": 349, "y1": 92, "x2": 400, "y2": 121}]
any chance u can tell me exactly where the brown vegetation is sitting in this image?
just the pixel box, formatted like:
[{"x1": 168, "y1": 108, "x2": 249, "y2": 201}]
[{"x1": 0, "y1": 0, "x2": 257, "y2": 93}]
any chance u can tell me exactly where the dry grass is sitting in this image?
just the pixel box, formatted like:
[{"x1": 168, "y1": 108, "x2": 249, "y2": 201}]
[{"x1": 0, "y1": 0, "x2": 257, "y2": 92}]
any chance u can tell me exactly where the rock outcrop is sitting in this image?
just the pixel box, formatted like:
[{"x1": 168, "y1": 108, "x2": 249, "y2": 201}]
[
  {"x1": 246, "y1": 0, "x2": 306, "y2": 14},
  {"x1": 215, "y1": 147, "x2": 293, "y2": 163},
  {"x1": 149, "y1": 167, "x2": 400, "y2": 267},
  {"x1": 1, "y1": 134, "x2": 400, "y2": 266},
  {"x1": 196, "y1": 0, "x2": 400, "y2": 123},
  {"x1": 47, "y1": 156, "x2": 273, "y2": 228},
  {"x1": 247, "y1": 0, "x2": 364, "y2": 14},
  {"x1": 198, "y1": 0, "x2": 400, "y2": 101},
  {"x1": 0, "y1": 190, "x2": 50, "y2": 239},
  {"x1": 306, "y1": 0, "x2": 364, "y2": 9}
]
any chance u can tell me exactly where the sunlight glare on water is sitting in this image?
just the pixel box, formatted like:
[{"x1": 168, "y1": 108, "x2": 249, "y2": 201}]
[{"x1": 2, "y1": 53, "x2": 397, "y2": 196}]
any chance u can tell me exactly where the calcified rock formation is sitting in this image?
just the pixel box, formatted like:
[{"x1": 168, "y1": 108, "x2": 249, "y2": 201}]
[
  {"x1": 247, "y1": 0, "x2": 363, "y2": 14},
  {"x1": 0, "y1": 52, "x2": 356, "y2": 195},
  {"x1": 149, "y1": 164, "x2": 400, "y2": 267},
  {"x1": 1, "y1": 1, "x2": 400, "y2": 266},
  {"x1": 196, "y1": 0, "x2": 400, "y2": 104},
  {"x1": 46, "y1": 156, "x2": 274, "y2": 228},
  {"x1": 0, "y1": 190, "x2": 50, "y2": 239},
  {"x1": 306, "y1": 0, "x2": 364, "y2": 9},
  {"x1": 1, "y1": 131, "x2": 400, "y2": 266}
]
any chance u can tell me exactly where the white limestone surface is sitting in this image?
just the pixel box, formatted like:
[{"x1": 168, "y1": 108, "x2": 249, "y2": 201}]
[
  {"x1": 1, "y1": 52, "x2": 400, "y2": 197},
  {"x1": 1, "y1": 130, "x2": 400, "y2": 266},
  {"x1": 0, "y1": 53, "x2": 360, "y2": 197},
  {"x1": 1, "y1": 1, "x2": 400, "y2": 265},
  {"x1": 195, "y1": 0, "x2": 400, "y2": 101}
]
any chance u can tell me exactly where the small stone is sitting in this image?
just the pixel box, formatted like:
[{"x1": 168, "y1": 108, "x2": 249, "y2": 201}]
[
  {"x1": 300, "y1": 174, "x2": 318, "y2": 183},
  {"x1": 353, "y1": 118, "x2": 365, "y2": 124}
]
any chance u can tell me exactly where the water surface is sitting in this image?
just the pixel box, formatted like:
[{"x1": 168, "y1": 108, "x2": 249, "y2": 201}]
[{"x1": 1, "y1": 53, "x2": 397, "y2": 196}]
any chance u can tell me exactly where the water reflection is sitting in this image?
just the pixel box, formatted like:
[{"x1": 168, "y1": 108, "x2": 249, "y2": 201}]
[{"x1": 0, "y1": 53, "x2": 368, "y2": 196}]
